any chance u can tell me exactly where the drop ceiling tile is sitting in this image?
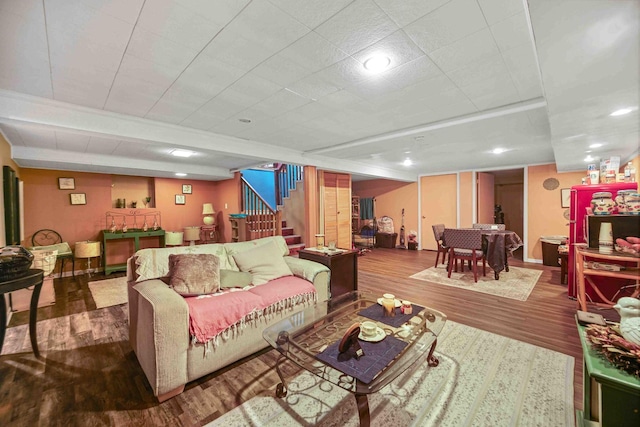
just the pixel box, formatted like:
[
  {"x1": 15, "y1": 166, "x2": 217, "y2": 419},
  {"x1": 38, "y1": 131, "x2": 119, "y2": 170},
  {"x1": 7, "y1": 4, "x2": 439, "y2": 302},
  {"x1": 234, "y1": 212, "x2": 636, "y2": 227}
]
[
  {"x1": 179, "y1": 110, "x2": 225, "y2": 131},
  {"x1": 80, "y1": 0, "x2": 144, "y2": 24},
  {"x1": 113, "y1": 141, "x2": 150, "y2": 157},
  {"x1": 195, "y1": 90, "x2": 256, "y2": 120},
  {"x1": 176, "y1": 54, "x2": 244, "y2": 97},
  {"x1": 374, "y1": 0, "x2": 450, "y2": 27},
  {"x1": 87, "y1": 136, "x2": 121, "y2": 155},
  {"x1": 251, "y1": 53, "x2": 315, "y2": 87},
  {"x1": 145, "y1": 87, "x2": 211, "y2": 124},
  {"x1": 314, "y1": 56, "x2": 379, "y2": 90},
  {"x1": 0, "y1": 125, "x2": 25, "y2": 146},
  {"x1": 286, "y1": 75, "x2": 340, "y2": 100},
  {"x1": 0, "y1": 72, "x2": 53, "y2": 99},
  {"x1": 447, "y1": 53, "x2": 511, "y2": 88},
  {"x1": 104, "y1": 74, "x2": 168, "y2": 117},
  {"x1": 278, "y1": 32, "x2": 349, "y2": 73},
  {"x1": 477, "y1": 0, "x2": 524, "y2": 26},
  {"x1": 17, "y1": 128, "x2": 56, "y2": 148},
  {"x1": 127, "y1": 26, "x2": 199, "y2": 70},
  {"x1": 174, "y1": 0, "x2": 250, "y2": 27},
  {"x1": 404, "y1": 0, "x2": 487, "y2": 53},
  {"x1": 210, "y1": 118, "x2": 257, "y2": 136},
  {"x1": 251, "y1": 89, "x2": 313, "y2": 117},
  {"x1": 429, "y1": 28, "x2": 500, "y2": 72},
  {"x1": 316, "y1": 90, "x2": 367, "y2": 110},
  {"x1": 267, "y1": 0, "x2": 353, "y2": 29},
  {"x1": 225, "y1": 1, "x2": 310, "y2": 50},
  {"x1": 279, "y1": 101, "x2": 335, "y2": 123},
  {"x1": 226, "y1": 73, "x2": 283, "y2": 104},
  {"x1": 201, "y1": 27, "x2": 278, "y2": 72},
  {"x1": 137, "y1": 0, "x2": 224, "y2": 49},
  {"x1": 490, "y1": 12, "x2": 531, "y2": 52},
  {"x1": 352, "y1": 30, "x2": 425, "y2": 71},
  {"x1": 54, "y1": 132, "x2": 91, "y2": 152},
  {"x1": 460, "y1": 75, "x2": 521, "y2": 110},
  {"x1": 118, "y1": 54, "x2": 184, "y2": 88},
  {"x1": 51, "y1": 73, "x2": 112, "y2": 109},
  {"x1": 378, "y1": 55, "x2": 443, "y2": 90},
  {"x1": 0, "y1": 2, "x2": 48, "y2": 59},
  {"x1": 502, "y1": 45, "x2": 543, "y2": 100},
  {"x1": 315, "y1": 0, "x2": 398, "y2": 55},
  {"x1": 344, "y1": 75, "x2": 399, "y2": 101}
]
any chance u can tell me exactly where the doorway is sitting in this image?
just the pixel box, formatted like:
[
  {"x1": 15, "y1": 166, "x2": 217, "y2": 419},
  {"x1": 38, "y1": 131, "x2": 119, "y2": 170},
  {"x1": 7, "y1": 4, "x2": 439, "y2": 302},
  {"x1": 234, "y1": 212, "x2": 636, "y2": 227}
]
[{"x1": 477, "y1": 168, "x2": 524, "y2": 260}]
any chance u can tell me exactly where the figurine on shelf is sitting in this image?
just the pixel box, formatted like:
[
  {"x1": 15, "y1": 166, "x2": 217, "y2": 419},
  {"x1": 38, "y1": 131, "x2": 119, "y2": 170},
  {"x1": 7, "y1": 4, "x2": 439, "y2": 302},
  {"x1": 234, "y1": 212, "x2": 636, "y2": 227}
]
[
  {"x1": 131, "y1": 201, "x2": 137, "y2": 208},
  {"x1": 143, "y1": 219, "x2": 148, "y2": 232},
  {"x1": 152, "y1": 216, "x2": 159, "y2": 231},
  {"x1": 122, "y1": 217, "x2": 128, "y2": 233},
  {"x1": 110, "y1": 218, "x2": 117, "y2": 233},
  {"x1": 143, "y1": 196, "x2": 151, "y2": 208},
  {"x1": 614, "y1": 297, "x2": 640, "y2": 346}
]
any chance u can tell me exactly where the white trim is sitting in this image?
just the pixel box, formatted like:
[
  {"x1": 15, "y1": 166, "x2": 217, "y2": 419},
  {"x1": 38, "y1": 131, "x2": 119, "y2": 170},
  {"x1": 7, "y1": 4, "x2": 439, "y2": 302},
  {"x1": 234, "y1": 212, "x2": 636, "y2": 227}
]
[
  {"x1": 472, "y1": 171, "x2": 477, "y2": 225},
  {"x1": 523, "y1": 165, "x2": 529, "y2": 262},
  {"x1": 417, "y1": 175, "x2": 422, "y2": 250},
  {"x1": 525, "y1": 258, "x2": 543, "y2": 264},
  {"x1": 456, "y1": 172, "x2": 460, "y2": 227}
]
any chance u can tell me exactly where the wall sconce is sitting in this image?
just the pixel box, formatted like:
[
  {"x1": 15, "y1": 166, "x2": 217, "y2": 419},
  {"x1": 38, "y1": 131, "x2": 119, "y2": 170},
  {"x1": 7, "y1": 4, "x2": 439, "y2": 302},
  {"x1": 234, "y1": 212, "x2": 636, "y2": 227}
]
[{"x1": 202, "y1": 203, "x2": 215, "y2": 225}]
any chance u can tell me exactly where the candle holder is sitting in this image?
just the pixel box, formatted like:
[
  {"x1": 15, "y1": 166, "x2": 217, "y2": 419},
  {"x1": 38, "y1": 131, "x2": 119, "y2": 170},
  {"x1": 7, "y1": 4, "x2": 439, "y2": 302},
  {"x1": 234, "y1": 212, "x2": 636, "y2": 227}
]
[{"x1": 315, "y1": 234, "x2": 325, "y2": 249}]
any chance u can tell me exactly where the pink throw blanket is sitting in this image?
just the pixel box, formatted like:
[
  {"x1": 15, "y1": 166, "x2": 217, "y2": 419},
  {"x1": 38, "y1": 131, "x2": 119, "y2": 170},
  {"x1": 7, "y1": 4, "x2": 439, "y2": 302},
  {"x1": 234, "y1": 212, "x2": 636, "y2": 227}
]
[{"x1": 185, "y1": 276, "x2": 316, "y2": 347}]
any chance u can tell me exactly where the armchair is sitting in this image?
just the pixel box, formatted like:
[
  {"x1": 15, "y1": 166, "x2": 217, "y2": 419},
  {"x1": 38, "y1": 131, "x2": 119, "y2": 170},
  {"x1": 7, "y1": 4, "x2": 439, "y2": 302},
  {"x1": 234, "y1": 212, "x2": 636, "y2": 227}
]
[
  {"x1": 31, "y1": 229, "x2": 74, "y2": 278},
  {"x1": 431, "y1": 224, "x2": 448, "y2": 267}
]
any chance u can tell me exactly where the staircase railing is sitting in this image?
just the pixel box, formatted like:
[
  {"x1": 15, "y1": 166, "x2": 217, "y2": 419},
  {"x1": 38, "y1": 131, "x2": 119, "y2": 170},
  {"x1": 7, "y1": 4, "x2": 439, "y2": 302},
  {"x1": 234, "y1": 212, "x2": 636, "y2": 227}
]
[
  {"x1": 276, "y1": 164, "x2": 304, "y2": 206},
  {"x1": 241, "y1": 177, "x2": 282, "y2": 239}
]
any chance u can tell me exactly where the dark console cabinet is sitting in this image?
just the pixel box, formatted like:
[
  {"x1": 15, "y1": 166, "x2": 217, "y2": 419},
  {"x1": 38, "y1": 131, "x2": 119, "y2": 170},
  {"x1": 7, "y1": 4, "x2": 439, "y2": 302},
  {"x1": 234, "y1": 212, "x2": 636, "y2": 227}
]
[{"x1": 298, "y1": 249, "x2": 358, "y2": 298}]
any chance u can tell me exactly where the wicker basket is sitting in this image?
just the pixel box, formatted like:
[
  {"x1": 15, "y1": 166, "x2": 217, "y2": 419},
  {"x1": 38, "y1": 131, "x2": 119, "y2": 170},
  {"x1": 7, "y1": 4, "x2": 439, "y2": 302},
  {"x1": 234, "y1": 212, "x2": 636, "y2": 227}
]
[{"x1": 30, "y1": 249, "x2": 58, "y2": 276}]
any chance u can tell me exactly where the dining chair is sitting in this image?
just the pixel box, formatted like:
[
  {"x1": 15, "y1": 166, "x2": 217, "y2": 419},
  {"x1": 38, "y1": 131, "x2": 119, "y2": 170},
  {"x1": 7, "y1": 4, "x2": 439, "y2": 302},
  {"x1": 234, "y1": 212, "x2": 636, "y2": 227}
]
[
  {"x1": 443, "y1": 228, "x2": 486, "y2": 282},
  {"x1": 431, "y1": 224, "x2": 448, "y2": 267},
  {"x1": 472, "y1": 223, "x2": 506, "y2": 230}
]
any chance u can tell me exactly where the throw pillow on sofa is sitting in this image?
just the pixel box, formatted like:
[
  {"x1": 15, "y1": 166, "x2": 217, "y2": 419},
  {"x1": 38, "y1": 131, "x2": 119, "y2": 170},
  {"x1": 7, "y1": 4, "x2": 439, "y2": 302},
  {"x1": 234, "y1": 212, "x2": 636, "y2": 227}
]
[
  {"x1": 169, "y1": 254, "x2": 220, "y2": 296},
  {"x1": 220, "y1": 269, "x2": 253, "y2": 288},
  {"x1": 232, "y1": 241, "x2": 293, "y2": 285}
]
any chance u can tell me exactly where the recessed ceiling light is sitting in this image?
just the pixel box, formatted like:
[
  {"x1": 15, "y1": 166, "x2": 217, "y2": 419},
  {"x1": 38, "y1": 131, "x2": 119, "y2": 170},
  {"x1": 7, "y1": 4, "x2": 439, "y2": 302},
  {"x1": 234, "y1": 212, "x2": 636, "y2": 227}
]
[
  {"x1": 589, "y1": 143, "x2": 602, "y2": 148},
  {"x1": 492, "y1": 148, "x2": 506, "y2": 154},
  {"x1": 585, "y1": 150, "x2": 592, "y2": 153},
  {"x1": 610, "y1": 107, "x2": 635, "y2": 116},
  {"x1": 175, "y1": 173, "x2": 187, "y2": 177},
  {"x1": 170, "y1": 149, "x2": 194, "y2": 158},
  {"x1": 403, "y1": 158, "x2": 413, "y2": 166},
  {"x1": 363, "y1": 55, "x2": 391, "y2": 73},
  {"x1": 584, "y1": 155, "x2": 595, "y2": 162}
]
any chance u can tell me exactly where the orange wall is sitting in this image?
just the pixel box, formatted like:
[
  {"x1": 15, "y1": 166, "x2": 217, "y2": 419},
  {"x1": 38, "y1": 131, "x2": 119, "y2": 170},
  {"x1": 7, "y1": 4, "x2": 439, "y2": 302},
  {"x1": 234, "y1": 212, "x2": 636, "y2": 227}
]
[
  {"x1": 352, "y1": 179, "x2": 418, "y2": 244},
  {"x1": 419, "y1": 174, "x2": 457, "y2": 250},
  {"x1": 459, "y1": 172, "x2": 473, "y2": 227},
  {"x1": 527, "y1": 164, "x2": 586, "y2": 260}
]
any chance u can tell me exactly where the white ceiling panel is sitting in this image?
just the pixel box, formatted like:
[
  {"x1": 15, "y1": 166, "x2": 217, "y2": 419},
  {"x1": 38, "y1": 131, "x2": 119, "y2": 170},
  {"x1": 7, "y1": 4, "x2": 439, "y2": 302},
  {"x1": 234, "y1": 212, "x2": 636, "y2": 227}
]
[{"x1": 0, "y1": 0, "x2": 636, "y2": 181}]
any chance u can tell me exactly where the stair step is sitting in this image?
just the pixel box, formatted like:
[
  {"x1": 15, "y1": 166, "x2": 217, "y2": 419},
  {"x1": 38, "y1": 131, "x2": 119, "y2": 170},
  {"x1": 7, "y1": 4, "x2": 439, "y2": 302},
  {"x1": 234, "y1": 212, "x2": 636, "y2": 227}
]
[
  {"x1": 282, "y1": 227, "x2": 294, "y2": 236},
  {"x1": 287, "y1": 243, "x2": 305, "y2": 256},
  {"x1": 284, "y1": 234, "x2": 301, "y2": 245}
]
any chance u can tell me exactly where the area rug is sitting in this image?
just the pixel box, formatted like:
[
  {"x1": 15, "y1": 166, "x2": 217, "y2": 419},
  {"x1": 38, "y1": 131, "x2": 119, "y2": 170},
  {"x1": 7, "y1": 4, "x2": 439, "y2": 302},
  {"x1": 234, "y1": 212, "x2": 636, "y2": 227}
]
[
  {"x1": 88, "y1": 276, "x2": 128, "y2": 308},
  {"x1": 409, "y1": 265, "x2": 542, "y2": 301},
  {"x1": 207, "y1": 321, "x2": 575, "y2": 427}
]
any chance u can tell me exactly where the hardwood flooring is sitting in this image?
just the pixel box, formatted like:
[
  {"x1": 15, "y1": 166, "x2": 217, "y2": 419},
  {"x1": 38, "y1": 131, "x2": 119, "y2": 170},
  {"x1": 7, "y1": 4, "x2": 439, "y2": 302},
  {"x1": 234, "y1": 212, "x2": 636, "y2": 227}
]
[{"x1": 1, "y1": 249, "x2": 602, "y2": 426}]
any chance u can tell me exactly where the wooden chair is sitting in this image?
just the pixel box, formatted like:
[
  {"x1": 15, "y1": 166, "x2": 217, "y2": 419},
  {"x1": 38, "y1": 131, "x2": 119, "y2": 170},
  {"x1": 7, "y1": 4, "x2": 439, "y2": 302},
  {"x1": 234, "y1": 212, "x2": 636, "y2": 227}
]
[
  {"x1": 443, "y1": 228, "x2": 486, "y2": 282},
  {"x1": 31, "y1": 229, "x2": 75, "y2": 277},
  {"x1": 472, "y1": 223, "x2": 506, "y2": 230},
  {"x1": 431, "y1": 224, "x2": 448, "y2": 267}
]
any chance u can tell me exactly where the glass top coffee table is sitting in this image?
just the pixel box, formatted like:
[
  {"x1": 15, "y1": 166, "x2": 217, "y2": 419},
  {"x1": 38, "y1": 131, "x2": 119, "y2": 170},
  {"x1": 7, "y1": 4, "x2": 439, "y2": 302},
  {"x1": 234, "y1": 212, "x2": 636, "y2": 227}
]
[{"x1": 262, "y1": 291, "x2": 447, "y2": 426}]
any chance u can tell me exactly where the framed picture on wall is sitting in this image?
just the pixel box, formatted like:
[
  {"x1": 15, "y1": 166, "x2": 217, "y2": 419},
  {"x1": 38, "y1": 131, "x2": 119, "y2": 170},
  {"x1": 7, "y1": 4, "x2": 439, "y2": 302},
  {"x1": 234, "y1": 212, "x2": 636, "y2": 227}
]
[
  {"x1": 175, "y1": 194, "x2": 186, "y2": 205},
  {"x1": 70, "y1": 193, "x2": 86, "y2": 205},
  {"x1": 561, "y1": 188, "x2": 571, "y2": 208},
  {"x1": 58, "y1": 177, "x2": 75, "y2": 190},
  {"x1": 182, "y1": 184, "x2": 192, "y2": 194}
]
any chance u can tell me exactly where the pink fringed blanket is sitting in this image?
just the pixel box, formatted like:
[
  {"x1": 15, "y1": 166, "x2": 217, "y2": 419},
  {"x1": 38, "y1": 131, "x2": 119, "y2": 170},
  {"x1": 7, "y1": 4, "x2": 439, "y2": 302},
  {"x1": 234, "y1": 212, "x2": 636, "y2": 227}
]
[{"x1": 185, "y1": 276, "x2": 317, "y2": 348}]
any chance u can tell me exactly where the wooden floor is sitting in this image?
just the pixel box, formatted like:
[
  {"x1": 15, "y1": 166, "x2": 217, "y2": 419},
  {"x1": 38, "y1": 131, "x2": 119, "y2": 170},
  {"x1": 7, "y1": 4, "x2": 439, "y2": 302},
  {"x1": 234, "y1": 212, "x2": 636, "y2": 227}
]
[{"x1": 1, "y1": 249, "x2": 607, "y2": 426}]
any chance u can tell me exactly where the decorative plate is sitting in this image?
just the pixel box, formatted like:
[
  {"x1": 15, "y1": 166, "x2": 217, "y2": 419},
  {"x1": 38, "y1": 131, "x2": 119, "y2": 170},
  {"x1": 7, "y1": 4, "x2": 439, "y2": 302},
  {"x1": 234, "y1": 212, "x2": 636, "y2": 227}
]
[
  {"x1": 358, "y1": 327, "x2": 386, "y2": 342},
  {"x1": 543, "y1": 178, "x2": 560, "y2": 190}
]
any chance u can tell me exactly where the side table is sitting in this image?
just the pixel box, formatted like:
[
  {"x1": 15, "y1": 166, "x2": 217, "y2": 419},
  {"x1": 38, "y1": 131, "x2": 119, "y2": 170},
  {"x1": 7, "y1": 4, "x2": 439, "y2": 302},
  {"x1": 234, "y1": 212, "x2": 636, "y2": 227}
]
[
  {"x1": 0, "y1": 269, "x2": 45, "y2": 357},
  {"x1": 298, "y1": 249, "x2": 357, "y2": 298},
  {"x1": 200, "y1": 225, "x2": 218, "y2": 244}
]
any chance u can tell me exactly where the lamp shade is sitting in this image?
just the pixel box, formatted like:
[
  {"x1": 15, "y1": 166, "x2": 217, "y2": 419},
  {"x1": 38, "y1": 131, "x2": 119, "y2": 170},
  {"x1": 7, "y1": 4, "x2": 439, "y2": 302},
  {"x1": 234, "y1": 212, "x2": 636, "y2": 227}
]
[
  {"x1": 165, "y1": 231, "x2": 184, "y2": 246},
  {"x1": 183, "y1": 226, "x2": 200, "y2": 245},
  {"x1": 202, "y1": 203, "x2": 215, "y2": 215},
  {"x1": 75, "y1": 241, "x2": 101, "y2": 258}
]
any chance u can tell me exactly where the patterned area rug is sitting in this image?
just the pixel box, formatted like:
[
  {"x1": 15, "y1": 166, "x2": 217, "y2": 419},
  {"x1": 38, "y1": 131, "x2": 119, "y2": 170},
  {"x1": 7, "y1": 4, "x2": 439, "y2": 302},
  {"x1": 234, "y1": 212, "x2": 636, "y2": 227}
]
[
  {"x1": 208, "y1": 321, "x2": 574, "y2": 427},
  {"x1": 409, "y1": 265, "x2": 542, "y2": 301},
  {"x1": 88, "y1": 277, "x2": 128, "y2": 308}
]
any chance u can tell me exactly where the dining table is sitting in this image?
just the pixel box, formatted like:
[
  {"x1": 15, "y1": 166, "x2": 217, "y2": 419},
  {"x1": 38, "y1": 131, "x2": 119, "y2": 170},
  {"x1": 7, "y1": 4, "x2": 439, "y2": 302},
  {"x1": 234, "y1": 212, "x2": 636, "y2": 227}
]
[{"x1": 481, "y1": 230, "x2": 523, "y2": 279}]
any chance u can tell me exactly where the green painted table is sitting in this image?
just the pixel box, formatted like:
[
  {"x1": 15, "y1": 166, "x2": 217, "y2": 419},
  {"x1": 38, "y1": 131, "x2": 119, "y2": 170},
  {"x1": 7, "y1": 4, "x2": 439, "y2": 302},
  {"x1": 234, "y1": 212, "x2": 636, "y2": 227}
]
[
  {"x1": 576, "y1": 319, "x2": 640, "y2": 426},
  {"x1": 101, "y1": 229, "x2": 165, "y2": 275}
]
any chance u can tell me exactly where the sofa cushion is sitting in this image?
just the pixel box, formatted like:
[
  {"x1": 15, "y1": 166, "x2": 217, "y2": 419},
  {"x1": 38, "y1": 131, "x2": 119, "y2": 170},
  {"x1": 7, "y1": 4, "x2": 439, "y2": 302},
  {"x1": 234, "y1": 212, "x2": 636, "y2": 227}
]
[
  {"x1": 232, "y1": 241, "x2": 293, "y2": 285},
  {"x1": 220, "y1": 269, "x2": 253, "y2": 288},
  {"x1": 223, "y1": 236, "x2": 290, "y2": 270},
  {"x1": 134, "y1": 244, "x2": 232, "y2": 282},
  {"x1": 169, "y1": 254, "x2": 220, "y2": 296}
]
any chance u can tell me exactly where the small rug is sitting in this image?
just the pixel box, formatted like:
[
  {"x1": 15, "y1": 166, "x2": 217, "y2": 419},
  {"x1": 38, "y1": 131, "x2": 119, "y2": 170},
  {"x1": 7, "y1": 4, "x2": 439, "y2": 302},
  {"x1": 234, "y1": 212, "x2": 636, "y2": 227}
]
[
  {"x1": 409, "y1": 265, "x2": 542, "y2": 301},
  {"x1": 208, "y1": 321, "x2": 574, "y2": 427},
  {"x1": 88, "y1": 277, "x2": 128, "y2": 309}
]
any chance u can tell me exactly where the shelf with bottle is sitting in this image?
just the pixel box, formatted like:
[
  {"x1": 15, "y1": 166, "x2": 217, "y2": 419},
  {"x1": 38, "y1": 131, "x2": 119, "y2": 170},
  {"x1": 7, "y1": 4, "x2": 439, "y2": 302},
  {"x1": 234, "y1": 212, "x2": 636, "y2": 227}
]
[{"x1": 104, "y1": 210, "x2": 162, "y2": 233}]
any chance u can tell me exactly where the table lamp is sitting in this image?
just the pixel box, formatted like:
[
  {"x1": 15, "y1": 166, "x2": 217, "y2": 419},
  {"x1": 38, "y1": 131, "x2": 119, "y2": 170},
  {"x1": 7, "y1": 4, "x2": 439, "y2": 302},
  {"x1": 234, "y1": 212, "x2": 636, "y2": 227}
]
[
  {"x1": 202, "y1": 203, "x2": 215, "y2": 225},
  {"x1": 165, "y1": 231, "x2": 184, "y2": 246},
  {"x1": 183, "y1": 226, "x2": 200, "y2": 246},
  {"x1": 75, "y1": 241, "x2": 101, "y2": 276}
]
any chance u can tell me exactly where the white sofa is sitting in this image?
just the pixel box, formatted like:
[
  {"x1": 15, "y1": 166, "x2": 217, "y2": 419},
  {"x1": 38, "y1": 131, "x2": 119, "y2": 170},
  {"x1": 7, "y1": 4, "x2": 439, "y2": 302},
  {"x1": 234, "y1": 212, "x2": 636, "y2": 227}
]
[{"x1": 126, "y1": 236, "x2": 330, "y2": 401}]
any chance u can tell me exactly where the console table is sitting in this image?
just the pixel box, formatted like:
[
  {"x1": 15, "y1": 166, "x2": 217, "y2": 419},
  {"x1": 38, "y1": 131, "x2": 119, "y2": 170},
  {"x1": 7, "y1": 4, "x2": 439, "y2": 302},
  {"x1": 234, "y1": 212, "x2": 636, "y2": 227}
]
[
  {"x1": 298, "y1": 249, "x2": 357, "y2": 298},
  {"x1": 0, "y1": 269, "x2": 45, "y2": 357},
  {"x1": 101, "y1": 229, "x2": 166, "y2": 275}
]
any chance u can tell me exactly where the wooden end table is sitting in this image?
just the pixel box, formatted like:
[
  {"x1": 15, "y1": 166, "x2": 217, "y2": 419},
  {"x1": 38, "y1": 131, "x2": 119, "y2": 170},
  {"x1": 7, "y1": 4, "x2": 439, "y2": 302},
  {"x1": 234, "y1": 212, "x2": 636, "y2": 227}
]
[{"x1": 298, "y1": 248, "x2": 357, "y2": 298}]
